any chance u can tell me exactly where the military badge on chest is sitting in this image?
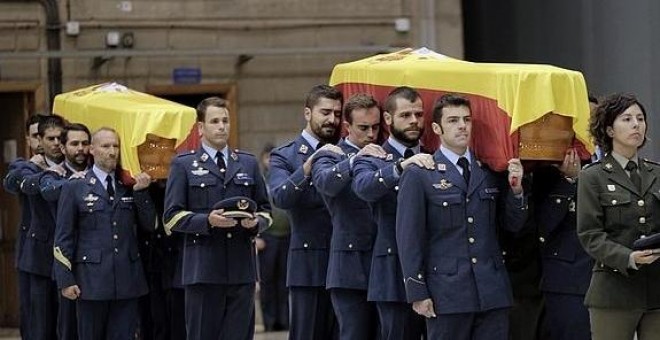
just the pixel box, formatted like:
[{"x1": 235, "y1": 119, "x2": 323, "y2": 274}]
[{"x1": 433, "y1": 179, "x2": 453, "y2": 190}]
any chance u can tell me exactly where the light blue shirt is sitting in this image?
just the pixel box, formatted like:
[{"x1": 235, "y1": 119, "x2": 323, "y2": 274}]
[
  {"x1": 201, "y1": 142, "x2": 228, "y2": 164},
  {"x1": 440, "y1": 145, "x2": 472, "y2": 175},
  {"x1": 387, "y1": 136, "x2": 420, "y2": 158},
  {"x1": 301, "y1": 130, "x2": 322, "y2": 150},
  {"x1": 92, "y1": 164, "x2": 114, "y2": 190}
]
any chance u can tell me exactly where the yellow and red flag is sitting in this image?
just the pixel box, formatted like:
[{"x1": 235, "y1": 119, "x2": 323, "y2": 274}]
[
  {"x1": 330, "y1": 48, "x2": 592, "y2": 170},
  {"x1": 53, "y1": 83, "x2": 199, "y2": 179}
]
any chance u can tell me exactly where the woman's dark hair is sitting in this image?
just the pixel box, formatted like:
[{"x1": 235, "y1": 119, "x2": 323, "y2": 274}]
[{"x1": 590, "y1": 93, "x2": 647, "y2": 154}]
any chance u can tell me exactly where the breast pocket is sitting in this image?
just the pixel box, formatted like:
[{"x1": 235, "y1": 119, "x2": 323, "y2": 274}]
[
  {"x1": 428, "y1": 193, "x2": 464, "y2": 227},
  {"x1": 188, "y1": 176, "x2": 218, "y2": 210},
  {"x1": 78, "y1": 200, "x2": 107, "y2": 229},
  {"x1": 479, "y1": 189, "x2": 497, "y2": 222},
  {"x1": 599, "y1": 192, "x2": 631, "y2": 225},
  {"x1": 232, "y1": 176, "x2": 255, "y2": 196}
]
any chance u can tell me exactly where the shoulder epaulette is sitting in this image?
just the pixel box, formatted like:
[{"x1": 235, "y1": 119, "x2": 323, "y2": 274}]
[
  {"x1": 274, "y1": 140, "x2": 295, "y2": 151},
  {"x1": 176, "y1": 150, "x2": 197, "y2": 158},
  {"x1": 582, "y1": 160, "x2": 601, "y2": 170},
  {"x1": 234, "y1": 149, "x2": 254, "y2": 156},
  {"x1": 643, "y1": 158, "x2": 660, "y2": 166}
]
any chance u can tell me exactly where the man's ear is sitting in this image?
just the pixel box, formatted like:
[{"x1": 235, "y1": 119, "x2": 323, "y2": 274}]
[{"x1": 304, "y1": 107, "x2": 312, "y2": 123}]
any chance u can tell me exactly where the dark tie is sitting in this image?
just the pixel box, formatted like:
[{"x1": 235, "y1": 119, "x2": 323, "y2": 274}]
[
  {"x1": 216, "y1": 152, "x2": 226, "y2": 171},
  {"x1": 625, "y1": 161, "x2": 641, "y2": 191},
  {"x1": 404, "y1": 148, "x2": 415, "y2": 159},
  {"x1": 457, "y1": 157, "x2": 471, "y2": 185},
  {"x1": 106, "y1": 176, "x2": 115, "y2": 198}
]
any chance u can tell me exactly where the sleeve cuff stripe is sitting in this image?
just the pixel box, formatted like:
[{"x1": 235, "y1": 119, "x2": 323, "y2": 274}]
[
  {"x1": 164, "y1": 211, "x2": 193, "y2": 236},
  {"x1": 256, "y1": 212, "x2": 273, "y2": 227},
  {"x1": 53, "y1": 246, "x2": 72, "y2": 271}
]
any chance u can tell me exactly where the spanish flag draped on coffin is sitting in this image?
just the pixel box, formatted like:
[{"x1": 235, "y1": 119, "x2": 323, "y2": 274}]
[
  {"x1": 53, "y1": 83, "x2": 199, "y2": 180},
  {"x1": 329, "y1": 48, "x2": 593, "y2": 171}
]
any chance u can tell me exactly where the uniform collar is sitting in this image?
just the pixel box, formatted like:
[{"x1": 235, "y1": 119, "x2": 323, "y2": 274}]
[
  {"x1": 92, "y1": 164, "x2": 113, "y2": 186},
  {"x1": 201, "y1": 142, "x2": 228, "y2": 162},
  {"x1": 440, "y1": 145, "x2": 472, "y2": 168},
  {"x1": 610, "y1": 150, "x2": 638, "y2": 170},
  {"x1": 301, "y1": 129, "x2": 322, "y2": 150},
  {"x1": 387, "y1": 136, "x2": 420, "y2": 157}
]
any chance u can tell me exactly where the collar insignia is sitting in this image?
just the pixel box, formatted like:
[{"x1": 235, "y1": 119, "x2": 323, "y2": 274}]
[
  {"x1": 607, "y1": 184, "x2": 616, "y2": 192},
  {"x1": 385, "y1": 154, "x2": 393, "y2": 161},
  {"x1": 605, "y1": 163, "x2": 613, "y2": 170},
  {"x1": 437, "y1": 163, "x2": 446, "y2": 171},
  {"x1": 299, "y1": 144, "x2": 309, "y2": 154},
  {"x1": 201, "y1": 153, "x2": 209, "y2": 162},
  {"x1": 231, "y1": 152, "x2": 238, "y2": 161},
  {"x1": 89, "y1": 177, "x2": 96, "y2": 185}
]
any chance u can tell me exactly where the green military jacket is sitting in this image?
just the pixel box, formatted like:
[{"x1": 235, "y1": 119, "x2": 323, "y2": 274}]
[{"x1": 577, "y1": 154, "x2": 660, "y2": 309}]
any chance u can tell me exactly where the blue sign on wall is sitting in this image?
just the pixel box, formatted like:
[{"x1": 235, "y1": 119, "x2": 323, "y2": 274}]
[{"x1": 173, "y1": 68, "x2": 202, "y2": 84}]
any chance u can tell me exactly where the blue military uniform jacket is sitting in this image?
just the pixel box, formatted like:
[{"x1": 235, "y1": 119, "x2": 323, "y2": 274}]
[
  {"x1": 163, "y1": 148, "x2": 271, "y2": 286},
  {"x1": 351, "y1": 141, "x2": 408, "y2": 302},
  {"x1": 3, "y1": 158, "x2": 40, "y2": 268},
  {"x1": 536, "y1": 169, "x2": 593, "y2": 295},
  {"x1": 53, "y1": 171, "x2": 155, "y2": 300},
  {"x1": 395, "y1": 150, "x2": 527, "y2": 314},
  {"x1": 312, "y1": 139, "x2": 377, "y2": 290},
  {"x1": 269, "y1": 135, "x2": 333, "y2": 287}
]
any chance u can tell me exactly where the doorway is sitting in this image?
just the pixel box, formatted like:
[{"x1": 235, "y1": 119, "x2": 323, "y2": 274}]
[{"x1": 0, "y1": 82, "x2": 40, "y2": 327}]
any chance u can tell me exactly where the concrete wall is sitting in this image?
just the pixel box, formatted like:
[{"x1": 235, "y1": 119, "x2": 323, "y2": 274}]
[{"x1": 0, "y1": 0, "x2": 464, "y2": 153}]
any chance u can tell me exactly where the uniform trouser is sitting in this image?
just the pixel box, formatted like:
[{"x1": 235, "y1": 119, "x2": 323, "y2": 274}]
[
  {"x1": 589, "y1": 308, "x2": 660, "y2": 340},
  {"x1": 541, "y1": 292, "x2": 589, "y2": 340},
  {"x1": 330, "y1": 288, "x2": 377, "y2": 340},
  {"x1": 426, "y1": 308, "x2": 509, "y2": 340},
  {"x1": 76, "y1": 298, "x2": 139, "y2": 340},
  {"x1": 289, "y1": 286, "x2": 338, "y2": 340},
  {"x1": 376, "y1": 301, "x2": 426, "y2": 340},
  {"x1": 184, "y1": 283, "x2": 255, "y2": 340},
  {"x1": 258, "y1": 233, "x2": 290, "y2": 331},
  {"x1": 57, "y1": 295, "x2": 77, "y2": 340},
  {"x1": 28, "y1": 272, "x2": 58, "y2": 340},
  {"x1": 140, "y1": 270, "x2": 168, "y2": 340},
  {"x1": 18, "y1": 270, "x2": 31, "y2": 340},
  {"x1": 509, "y1": 294, "x2": 544, "y2": 340},
  {"x1": 168, "y1": 288, "x2": 186, "y2": 340}
]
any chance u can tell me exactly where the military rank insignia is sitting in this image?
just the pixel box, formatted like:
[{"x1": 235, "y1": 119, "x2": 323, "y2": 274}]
[
  {"x1": 437, "y1": 163, "x2": 446, "y2": 172},
  {"x1": 299, "y1": 144, "x2": 309, "y2": 154},
  {"x1": 200, "y1": 153, "x2": 209, "y2": 162},
  {"x1": 231, "y1": 152, "x2": 238, "y2": 161}
]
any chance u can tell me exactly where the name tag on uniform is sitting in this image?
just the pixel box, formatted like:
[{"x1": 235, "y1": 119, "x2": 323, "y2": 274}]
[
  {"x1": 120, "y1": 197, "x2": 134, "y2": 203},
  {"x1": 484, "y1": 187, "x2": 500, "y2": 194},
  {"x1": 607, "y1": 185, "x2": 616, "y2": 192}
]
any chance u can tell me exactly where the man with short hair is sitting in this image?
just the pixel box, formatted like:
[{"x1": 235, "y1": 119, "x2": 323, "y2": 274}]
[
  {"x1": 269, "y1": 84, "x2": 342, "y2": 340},
  {"x1": 18, "y1": 114, "x2": 66, "y2": 340},
  {"x1": 312, "y1": 93, "x2": 384, "y2": 339},
  {"x1": 3, "y1": 114, "x2": 45, "y2": 340},
  {"x1": 352, "y1": 86, "x2": 431, "y2": 339},
  {"x1": 396, "y1": 94, "x2": 527, "y2": 340},
  {"x1": 35, "y1": 122, "x2": 91, "y2": 340},
  {"x1": 164, "y1": 97, "x2": 271, "y2": 340},
  {"x1": 53, "y1": 127, "x2": 155, "y2": 340}
]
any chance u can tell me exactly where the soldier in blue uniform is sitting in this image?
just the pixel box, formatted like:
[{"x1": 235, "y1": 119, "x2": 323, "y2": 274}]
[
  {"x1": 163, "y1": 97, "x2": 271, "y2": 340},
  {"x1": 352, "y1": 86, "x2": 432, "y2": 339},
  {"x1": 534, "y1": 150, "x2": 592, "y2": 340},
  {"x1": 19, "y1": 114, "x2": 66, "y2": 340},
  {"x1": 269, "y1": 84, "x2": 342, "y2": 340},
  {"x1": 53, "y1": 127, "x2": 156, "y2": 340},
  {"x1": 3, "y1": 114, "x2": 44, "y2": 340},
  {"x1": 36, "y1": 123, "x2": 91, "y2": 340},
  {"x1": 395, "y1": 94, "x2": 527, "y2": 340},
  {"x1": 312, "y1": 93, "x2": 385, "y2": 340}
]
